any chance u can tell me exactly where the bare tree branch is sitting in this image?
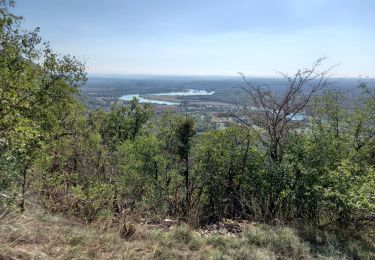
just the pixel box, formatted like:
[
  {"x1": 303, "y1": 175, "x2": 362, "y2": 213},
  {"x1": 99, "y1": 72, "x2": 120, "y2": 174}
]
[{"x1": 238, "y1": 58, "x2": 334, "y2": 162}]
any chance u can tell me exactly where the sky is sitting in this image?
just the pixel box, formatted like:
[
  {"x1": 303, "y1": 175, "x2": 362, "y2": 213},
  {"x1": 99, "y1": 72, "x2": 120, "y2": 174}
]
[{"x1": 14, "y1": 0, "x2": 375, "y2": 77}]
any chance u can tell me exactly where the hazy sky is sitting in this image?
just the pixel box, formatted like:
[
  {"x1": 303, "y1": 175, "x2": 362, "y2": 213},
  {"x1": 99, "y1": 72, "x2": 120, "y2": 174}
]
[{"x1": 15, "y1": 0, "x2": 375, "y2": 77}]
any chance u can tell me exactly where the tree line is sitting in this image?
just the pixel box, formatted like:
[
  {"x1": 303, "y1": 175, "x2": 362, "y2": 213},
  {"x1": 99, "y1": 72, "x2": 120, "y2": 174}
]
[{"x1": 1, "y1": 0, "x2": 374, "y2": 227}]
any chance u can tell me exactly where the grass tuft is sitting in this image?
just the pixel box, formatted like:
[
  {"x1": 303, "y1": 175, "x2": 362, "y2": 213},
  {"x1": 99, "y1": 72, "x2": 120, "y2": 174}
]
[{"x1": 1, "y1": 209, "x2": 374, "y2": 259}]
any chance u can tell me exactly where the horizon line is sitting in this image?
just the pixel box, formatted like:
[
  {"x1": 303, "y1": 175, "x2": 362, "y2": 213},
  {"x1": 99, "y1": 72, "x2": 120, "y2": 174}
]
[{"x1": 87, "y1": 73, "x2": 375, "y2": 80}]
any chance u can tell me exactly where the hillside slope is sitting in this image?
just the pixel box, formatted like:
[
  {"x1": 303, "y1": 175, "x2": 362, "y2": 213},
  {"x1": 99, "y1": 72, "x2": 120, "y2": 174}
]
[{"x1": 1, "y1": 209, "x2": 374, "y2": 259}]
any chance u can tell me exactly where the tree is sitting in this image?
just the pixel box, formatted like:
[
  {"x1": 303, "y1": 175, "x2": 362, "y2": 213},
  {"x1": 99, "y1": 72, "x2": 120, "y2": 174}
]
[
  {"x1": 309, "y1": 81, "x2": 375, "y2": 163},
  {"x1": 239, "y1": 58, "x2": 333, "y2": 162},
  {"x1": 309, "y1": 89, "x2": 346, "y2": 138},
  {"x1": 193, "y1": 126, "x2": 263, "y2": 222},
  {"x1": 0, "y1": 0, "x2": 86, "y2": 211},
  {"x1": 176, "y1": 115, "x2": 196, "y2": 216},
  {"x1": 348, "y1": 82, "x2": 375, "y2": 155},
  {"x1": 118, "y1": 135, "x2": 166, "y2": 213},
  {"x1": 101, "y1": 98, "x2": 152, "y2": 149},
  {"x1": 151, "y1": 112, "x2": 186, "y2": 215}
]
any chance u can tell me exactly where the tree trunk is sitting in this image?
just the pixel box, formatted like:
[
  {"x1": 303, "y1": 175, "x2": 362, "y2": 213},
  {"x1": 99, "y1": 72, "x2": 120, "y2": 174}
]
[
  {"x1": 19, "y1": 166, "x2": 28, "y2": 212},
  {"x1": 185, "y1": 155, "x2": 190, "y2": 216}
]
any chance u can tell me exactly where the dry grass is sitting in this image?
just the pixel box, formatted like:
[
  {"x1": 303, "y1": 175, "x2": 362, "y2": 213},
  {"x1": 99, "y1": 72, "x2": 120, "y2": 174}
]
[
  {"x1": 1, "y1": 209, "x2": 374, "y2": 259},
  {"x1": 0, "y1": 210, "x2": 155, "y2": 259},
  {"x1": 0, "y1": 210, "x2": 211, "y2": 259}
]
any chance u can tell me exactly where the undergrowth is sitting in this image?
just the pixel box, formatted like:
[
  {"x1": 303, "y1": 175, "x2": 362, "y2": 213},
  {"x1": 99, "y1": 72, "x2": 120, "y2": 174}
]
[{"x1": 0, "y1": 209, "x2": 374, "y2": 259}]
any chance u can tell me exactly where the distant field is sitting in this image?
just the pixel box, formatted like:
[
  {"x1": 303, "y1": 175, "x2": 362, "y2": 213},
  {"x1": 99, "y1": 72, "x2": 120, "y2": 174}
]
[
  {"x1": 143, "y1": 95, "x2": 180, "y2": 102},
  {"x1": 187, "y1": 101, "x2": 234, "y2": 107}
]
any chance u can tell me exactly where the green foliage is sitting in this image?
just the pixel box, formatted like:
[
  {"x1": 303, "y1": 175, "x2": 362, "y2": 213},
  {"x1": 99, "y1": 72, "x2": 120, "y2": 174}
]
[
  {"x1": 101, "y1": 98, "x2": 152, "y2": 149},
  {"x1": 176, "y1": 116, "x2": 196, "y2": 161},
  {"x1": 1, "y1": 1, "x2": 374, "y2": 240},
  {"x1": 0, "y1": 1, "x2": 86, "y2": 211},
  {"x1": 193, "y1": 126, "x2": 263, "y2": 222},
  {"x1": 118, "y1": 135, "x2": 166, "y2": 212}
]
